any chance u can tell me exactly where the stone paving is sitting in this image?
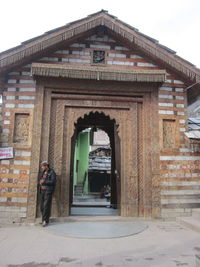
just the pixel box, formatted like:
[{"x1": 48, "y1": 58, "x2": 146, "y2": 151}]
[
  {"x1": 46, "y1": 221, "x2": 148, "y2": 239},
  {"x1": 71, "y1": 207, "x2": 118, "y2": 216},
  {"x1": 0, "y1": 218, "x2": 200, "y2": 267}
]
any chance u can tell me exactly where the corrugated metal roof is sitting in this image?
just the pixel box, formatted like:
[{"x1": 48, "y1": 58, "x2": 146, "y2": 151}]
[
  {"x1": 188, "y1": 118, "x2": 200, "y2": 124},
  {"x1": 89, "y1": 156, "x2": 111, "y2": 171},
  {"x1": 188, "y1": 124, "x2": 200, "y2": 130},
  {"x1": 188, "y1": 118, "x2": 200, "y2": 131},
  {"x1": 185, "y1": 131, "x2": 200, "y2": 139}
]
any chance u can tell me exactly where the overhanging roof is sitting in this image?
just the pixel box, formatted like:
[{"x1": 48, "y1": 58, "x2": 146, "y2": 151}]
[
  {"x1": 31, "y1": 63, "x2": 166, "y2": 82},
  {"x1": 185, "y1": 131, "x2": 200, "y2": 139},
  {"x1": 0, "y1": 10, "x2": 200, "y2": 94}
]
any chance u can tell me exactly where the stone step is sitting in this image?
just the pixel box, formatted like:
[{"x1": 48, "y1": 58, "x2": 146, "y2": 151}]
[
  {"x1": 45, "y1": 215, "x2": 122, "y2": 223},
  {"x1": 178, "y1": 216, "x2": 200, "y2": 232},
  {"x1": 196, "y1": 254, "x2": 200, "y2": 267},
  {"x1": 74, "y1": 187, "x2": 84, "y2": 194},
  {"x1": 73, "y1": 198, "x2": 109, "y2": 203},
  {"x1": 72, "y1": 202, "x2": 109, "y2": 207},
  {"x1": 75, "y1": 189, "x2": 83, "y2": 192},
  {"x1": 74, "y1": 183, "x2": 84, "y2": 195},
  {"x1": 73, "y1": 195, "x2": 105, "y2": 200},
  {"x1": 76, "y1": 183, "x2": 84, "y2": 186},
  {"x1": 74, "y1": 194, "x2": 100, "y2": 199},
  {"x1": 75, "y1": 186, "x2": 83, "y2": 190},
  {"x1": 192, "y1": 209, "x2": 200, "y2": 219}
]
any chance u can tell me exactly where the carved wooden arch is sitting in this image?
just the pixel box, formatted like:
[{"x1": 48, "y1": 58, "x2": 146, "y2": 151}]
[
  {"x1": 68, "y1": 110, "x2": 121, "y2": 209},
  {"x1": 67, "y1": 108, "x2": 125, "y2": 141},
  {"x1": 72, "y1": 110, "x2": 120, "y2": 139},
  {"x1": 75, "y1": 110, "x2": 117, "y2": 126}
]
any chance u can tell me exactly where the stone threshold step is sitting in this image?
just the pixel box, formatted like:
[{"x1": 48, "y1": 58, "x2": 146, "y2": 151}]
[
  {"x1": 73, "y1": 199, "x2": 108, "y2": 202},
  {"x1": 178, "y1": 217, "x2": 200, "y2": 232},
  {"x1": 35, "y1": 216, "x2": 122, "y2": 224},
  {"x1": 72, "y1": 203, "x2": 109, "y2": 207},
  {"x1": 196, "y1": 254, "x2": 200, "y2": 267},
  {"x1": 23, "y1": 216, "x2": 156, "y2": 225},
  {"x1": 192, "y1": 210, "x2": 200, "y2": 219},
  {"x1": 36, "y1": 216, "x2": 153, "y2": 223}
]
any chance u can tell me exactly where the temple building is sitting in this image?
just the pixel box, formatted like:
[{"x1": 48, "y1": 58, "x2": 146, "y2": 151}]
[{"x1": 0, "y1": 10, "x2": 200, "y2": 223}]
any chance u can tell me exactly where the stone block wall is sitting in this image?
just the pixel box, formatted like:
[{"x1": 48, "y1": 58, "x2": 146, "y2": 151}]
[
  {"x1": 0, "y1": 66, "x2": 35, "y2": 223},
  {"x1": 0, "y1": 100, "x2": 2, "y2": 134},
  {"x1": 158, "y1": 81, "x2": 200, "y2": 218}
]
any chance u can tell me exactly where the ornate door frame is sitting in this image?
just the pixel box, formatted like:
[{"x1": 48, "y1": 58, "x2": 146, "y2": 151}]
[{"x1": 26, "y1": 78, "x2": 160, "y2": 220}]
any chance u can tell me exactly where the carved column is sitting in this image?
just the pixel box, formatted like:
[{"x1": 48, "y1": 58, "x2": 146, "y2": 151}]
[{"x1": 27, "y1": 85, "x2": 45, "y2": 221}]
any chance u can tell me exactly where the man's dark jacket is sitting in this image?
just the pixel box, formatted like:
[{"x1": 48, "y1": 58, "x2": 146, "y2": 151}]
[{"x1": 39, "y1": 169, "x2": 56, "y2": 193}]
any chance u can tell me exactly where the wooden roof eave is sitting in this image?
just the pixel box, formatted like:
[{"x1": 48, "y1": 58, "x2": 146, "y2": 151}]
[
  {"x1": 0, "y1": 11, "x2": 200, "y2": 87},
  {"x1": 187, "y1": 83, "x2": 200, "y2": 105},
  {"x1": 31, "y1": 62, "x2": 166, "y2": 83},
  {"x1": 0, "y1": 28, "x2": 96, "y2": 75}
]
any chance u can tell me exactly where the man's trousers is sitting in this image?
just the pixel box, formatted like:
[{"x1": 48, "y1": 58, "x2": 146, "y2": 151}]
[{"x1": 40, "y1": 190, "x2": 53, "y2": 223}]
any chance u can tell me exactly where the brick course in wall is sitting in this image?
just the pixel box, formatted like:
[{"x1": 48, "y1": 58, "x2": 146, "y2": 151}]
[
  {"x1": 0, "y1": 66, "x2": 34, "y2": 223},
  {"x1": 0, "y1": 31, "x2": 199, "y2": 223}
]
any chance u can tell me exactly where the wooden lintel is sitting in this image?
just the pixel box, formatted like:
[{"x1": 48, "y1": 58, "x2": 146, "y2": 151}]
[{"x1": 51, "y1": 93, "x2": 143, "y2": 103}]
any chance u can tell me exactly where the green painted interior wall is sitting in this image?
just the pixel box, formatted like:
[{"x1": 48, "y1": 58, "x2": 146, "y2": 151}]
[
  {"x1": 73, "y1": 141, "x2": 78, "y2": 186},
  {"x1": 73, "y1": 131, "x2": 90, "y2": 194}
]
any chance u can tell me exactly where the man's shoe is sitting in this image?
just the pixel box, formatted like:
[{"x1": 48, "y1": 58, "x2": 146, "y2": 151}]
[{"x1": 42, "y1": 221, "x2": 47, "y2": 227}]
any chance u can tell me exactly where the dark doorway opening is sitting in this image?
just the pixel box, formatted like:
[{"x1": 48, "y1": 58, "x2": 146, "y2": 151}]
[
  {"x1": 89, "y1": 172, "x2": 110, "y2": 193},
  {"x1": 69, "y1": 111, "x2": 120, "y2": 216}
]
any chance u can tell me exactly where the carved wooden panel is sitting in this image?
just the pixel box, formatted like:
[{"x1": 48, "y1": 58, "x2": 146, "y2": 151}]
[
  {"x1": 13, "y1": 113, "x2": 30, "y2": 143},
  {"x1": 48, "y1": 100, "x2": 57, "y2": 168},
  {"x1": 163, "y1": 119, "x2": 176, "y2": 148},
  {"x1": 40, "y1": 90, "x2": 52, "y2": 163},
  {"x1": 93, "y1": 50, "x2": 105, "y2": 64},
  {"x1": 137, "y1": 103, "x2": 144, "y2": 216}
]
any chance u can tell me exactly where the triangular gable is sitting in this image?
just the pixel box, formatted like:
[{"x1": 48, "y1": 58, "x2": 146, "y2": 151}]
[
  {"x1": 30, "y1": 34, "x2": 166, "y2": 83},
  {"x1": 0, "y1": 10, "x2": 200, "y2": 87},
  {"x1": 38, "y1": 34, "x2": 158, "y2": 68}
]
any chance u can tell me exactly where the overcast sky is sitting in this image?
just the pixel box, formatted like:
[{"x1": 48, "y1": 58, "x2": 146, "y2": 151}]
[{"x1": 0, "y1": 0, "x2": 200, "y2": 68}]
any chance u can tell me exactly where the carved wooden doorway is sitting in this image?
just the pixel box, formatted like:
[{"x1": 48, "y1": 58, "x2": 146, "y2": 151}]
[
  {"x1": 28, "y1": 80, "x2": 160, "y2": 221},
  {"x1": 69, "y1": 111, "x2": 120, "y2": 215},
  {"x1": 46, "y1": 98, "x2": 139, "y2": 217}
]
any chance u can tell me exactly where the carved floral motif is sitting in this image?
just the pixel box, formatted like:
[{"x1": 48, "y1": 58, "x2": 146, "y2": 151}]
[{"x1": 13, "y1": 114, "x2": 30, "y2": 143}]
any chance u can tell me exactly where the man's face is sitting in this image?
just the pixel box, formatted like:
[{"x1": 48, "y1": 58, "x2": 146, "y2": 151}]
[{"x1": 41, "y1": 164, "x2": 48, "y2": 171}]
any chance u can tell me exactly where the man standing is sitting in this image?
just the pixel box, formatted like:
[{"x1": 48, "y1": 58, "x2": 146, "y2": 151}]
[{"x1": 39, "y1": 161, "x2": 56, "y2": 227}]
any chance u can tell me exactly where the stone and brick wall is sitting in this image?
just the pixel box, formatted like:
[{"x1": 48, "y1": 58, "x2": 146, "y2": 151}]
[
  {"x1": 0, "y1": 66, "x2": 35, "y2": 223},
  {"x1": 158, "y1": 81, "x2": 200, "y2": 218},
  {"x1": 36, "y1": 34, "x2": 160, "y2": 70},
  {"x1": 0, "y1": 33, "x2": 199, "y2": 222}
]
